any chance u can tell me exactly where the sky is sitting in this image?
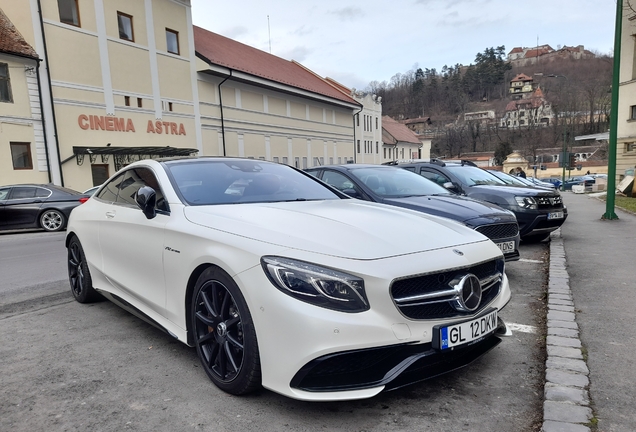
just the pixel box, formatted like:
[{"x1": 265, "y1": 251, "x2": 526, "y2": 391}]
[{"x1": 190, "y1": 0, "x2": 617, "y2": 91}]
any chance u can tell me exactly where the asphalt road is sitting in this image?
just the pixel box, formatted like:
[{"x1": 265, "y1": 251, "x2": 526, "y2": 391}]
[{"x1": 0, "y1": 231, "x2": 549, "y2": 431}]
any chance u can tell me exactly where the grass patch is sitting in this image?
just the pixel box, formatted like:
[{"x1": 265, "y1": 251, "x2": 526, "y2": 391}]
[{"x1": 598, "y1": 195, "x2": 636, "y2": 213}]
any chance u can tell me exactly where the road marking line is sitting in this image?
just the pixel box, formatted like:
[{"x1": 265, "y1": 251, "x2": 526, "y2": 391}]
[
  {"x1": 518, "y1": 259, "x2": 544, "y2": 264},
  {"x1": 507, "y1": 323, "x2": 537, "y2": 334}
]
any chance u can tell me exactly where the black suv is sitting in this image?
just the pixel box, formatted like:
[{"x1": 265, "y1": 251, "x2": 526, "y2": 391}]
[
  {"x1": 388, "y1": 160, "x2": 567, "y2": 242},
  {"x1": 306, "y1": 164, "x2": 520, "y2": 261}
]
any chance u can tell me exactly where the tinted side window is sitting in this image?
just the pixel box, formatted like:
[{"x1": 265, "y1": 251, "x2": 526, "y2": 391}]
[
  {"x1": 10, "y1": 187, "x2": 36, "y2": 199},
  {"x1": 419, "y1": 169, "x2": 449, "y2": 186},
  {"x1": 322, "y1": 170, "x2": 358, "y2": 193},
  {"x1": 96, "y1": 172, "x2": 126, "y2": 202},
  {"x1": 116, "y1": 168, "x2": 168, "y2": 211},
  {"x1": 35, "y1": 188, "x2": 51, "y2": 198},
  {"x1": 0, "y1": 188, "x2": 10, "y2": 200}
]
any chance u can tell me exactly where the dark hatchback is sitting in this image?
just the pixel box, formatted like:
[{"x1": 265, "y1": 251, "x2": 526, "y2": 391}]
[
  {"x1": 306, "y1": 164, "x2": 520, "y2": 261},
  {"x1": 0, "y1": 184, "x2": 89, "y2": 232},
  {"x1": 388, "y1": 160, "x2": 567, "y2": 242}
]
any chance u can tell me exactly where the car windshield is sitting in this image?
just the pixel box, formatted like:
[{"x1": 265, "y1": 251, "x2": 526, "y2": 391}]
[
  {"x1": 167, "y1": 159, "x2": 341, "y2": 205},
  {"x1": 349, "y1": 167, "x2": 451, "y2": 197},
  {"x1": 489, "y1": 171, "x2": 528, "y2": 186},
  {"x1": 446, "y1": 166, "x2": 507, "y2": 186}
]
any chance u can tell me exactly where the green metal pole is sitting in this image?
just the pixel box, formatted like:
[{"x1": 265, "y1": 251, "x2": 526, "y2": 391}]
[{"x1": 603, "y1": 0, "x2": 622, "y2": 220}]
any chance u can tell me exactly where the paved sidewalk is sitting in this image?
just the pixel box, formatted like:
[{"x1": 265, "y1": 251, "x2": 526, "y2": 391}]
[{"x1": 543, "y1": 193, "x2": 636, "y2": 432}]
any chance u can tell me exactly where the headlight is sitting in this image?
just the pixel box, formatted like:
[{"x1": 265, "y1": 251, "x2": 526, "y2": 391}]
[
  {"x1": 261, "y1": 256, "x2": 369, "y2": 313},
  {"x1": 515, "y1": 196, "x2": 538, "y2": 210}
]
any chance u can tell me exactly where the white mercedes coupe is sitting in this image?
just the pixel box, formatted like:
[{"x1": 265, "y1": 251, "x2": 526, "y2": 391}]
[{"x1": 66, "y1": 157, "x2": 511, "y2": 401}]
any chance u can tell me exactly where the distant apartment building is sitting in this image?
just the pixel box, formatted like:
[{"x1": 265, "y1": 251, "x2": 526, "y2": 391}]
[
  {"x1": 508, "y1": 73, "x2": 535, "y2": 100},
  {"x1": 464, "y1": 110, "x2": 496, "y2": 124},
  {"x1": 1, "y1": 1, "x2": 360, "y2": 191},
  {"x1": 501, "y1": 88, "x2": 554, "y2": 129}
]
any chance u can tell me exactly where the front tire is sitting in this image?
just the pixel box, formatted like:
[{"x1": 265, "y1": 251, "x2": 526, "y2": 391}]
[
  {"x1": 192, "y1": 267, "x2": 261, "y2": 395},
  {"x1": 67, "y1": 236, "x2": 100, "y2": 303},
  {"x1": 40, "y1": 209, "x2": 65, "y2": 232}
]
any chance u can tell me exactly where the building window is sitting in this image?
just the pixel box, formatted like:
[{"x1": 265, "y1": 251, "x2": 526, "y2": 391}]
[
  {"x1": 376, "y1": 141, "x2": 379, "y2": 154},
  {"x1": 10, "y1": 142, "x2": 33, "y2": 170},
  {"x1": 0, "y1": 63, "x2": 12, "y2": 103},
  {"x1": 117, "y1": 12, "x2": 134, "y2": 42},
  {"x1": 137, "y1": 97, "x2": 143, "y2": 108},
  {"x1": 58, "y1": 0, "x2": 80, "y2": 27},
  {"x1": 626, "y1": 143, "x2": 636, "y2": 152},
  {"x1": 631, "y1": 105, "x2": 636, "y2": 120},
  {"x1": 357, "y1": 140, "x2": 360, "y2": 153},
  {"x1": 356, "y1": 114, "x2": 359, "y2": 127},
  {"x1": 124, "y1": 96, "x2": 130, "y2": 106},
  {"x1": 376, "y1": 117, "x2": 378, "y2": 129},
  {"x1": 384, "y1": 148, "x2": 386, "y2": 158},
  {"x1": 91, "y1": 165, "x2": 109, "y2": 186},
  {"x1": 166, "y1": 29, "x2": 180, "y2": 55}
]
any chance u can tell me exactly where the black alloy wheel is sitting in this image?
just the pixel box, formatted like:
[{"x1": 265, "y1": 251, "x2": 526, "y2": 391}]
[
  {"x1": 67, "y1": 237, "x2": 99, "y2": 303},
  {"x1": 192, "y1": 267, "x2": 261, "y2": 395},
  {"x1": 40, "y1": 209, "x2": 65, "y2": 232}
]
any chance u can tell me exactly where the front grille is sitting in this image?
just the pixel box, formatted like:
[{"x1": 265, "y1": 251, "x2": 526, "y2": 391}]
[
  {"x1": 475, "y1": 223, "x2": 518, "y2": 241},
  {"x1": 390, "y1": 258, "x2": 504, "y2": 320},
  {"x1": 536, "y1": 195, "x2": 563, "y2": 209}
]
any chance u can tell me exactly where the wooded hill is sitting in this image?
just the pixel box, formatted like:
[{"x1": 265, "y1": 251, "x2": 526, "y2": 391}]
[{"x1": 366, "y1": 47, "x2": 613, "y2": 162}]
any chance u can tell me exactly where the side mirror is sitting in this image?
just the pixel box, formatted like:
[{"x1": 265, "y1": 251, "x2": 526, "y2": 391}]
[
  {"x1": 135, "y1": 186, "x2": 157, "y2": 219},
  {"x1": 443, "y1": 182, "x2": 459, "y2": 192},
  {"x1": 342, "y1": 188, "x2": 361, "y2": 199}
]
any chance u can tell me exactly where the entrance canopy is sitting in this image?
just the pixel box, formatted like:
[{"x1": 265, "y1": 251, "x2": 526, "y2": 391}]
[{"x1": 69, "y1": 146, "x2": 199, "y2": 171}]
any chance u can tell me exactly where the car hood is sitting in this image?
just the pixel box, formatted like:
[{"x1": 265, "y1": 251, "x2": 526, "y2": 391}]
[
  {"x1": 470, "y1": 184, "x2": 558, "y2": 197},
  {"x1": 382, "y1": 195, "x2": 516, "y2": 227},
  {"x1": 183, "y1": 199, "x2": 488, "y2": 260}
]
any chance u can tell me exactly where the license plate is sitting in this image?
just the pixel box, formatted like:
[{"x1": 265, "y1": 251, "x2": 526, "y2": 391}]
[
  {"x1": 548, "y1": 211, "x2": 564, "y2": 220},
  {"x1": 435, "y1": 309, "x2": 498, "y2": 350},
  {"x1": 496, "y1": 241, "x2": 515, "y2": 253}
]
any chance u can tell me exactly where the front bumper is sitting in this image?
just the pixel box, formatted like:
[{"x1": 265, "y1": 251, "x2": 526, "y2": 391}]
[
  {"x1": 291, "y1": 318, "x2": 507, "y2": 393},
  {"x1": 515, "y1": 207, "x2": 568, "y2": 238},
  {"x1": 233, "y1": 240, "x2": 511, "y2": 401}
]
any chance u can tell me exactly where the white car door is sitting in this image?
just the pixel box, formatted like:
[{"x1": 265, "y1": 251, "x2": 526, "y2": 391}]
[{"x1": 98, "y1": 167, "x2": 169, "y2": 316}]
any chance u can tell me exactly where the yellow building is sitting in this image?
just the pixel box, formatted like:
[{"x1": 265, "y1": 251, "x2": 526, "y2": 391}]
[
  {"x1": 0, "y1": 8, "x2": 49, "y2": 186},
  {"x1": 1, "y1": 0, "x2": 360, "y2": 191},
  {"x1": 616, "y1": 6, "x2": 636, "y2": 182}
]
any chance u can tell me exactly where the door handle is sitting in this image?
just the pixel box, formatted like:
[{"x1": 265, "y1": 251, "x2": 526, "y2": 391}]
[{"x1": 105, "y1": 211, "x2": 116, "y2": 219}]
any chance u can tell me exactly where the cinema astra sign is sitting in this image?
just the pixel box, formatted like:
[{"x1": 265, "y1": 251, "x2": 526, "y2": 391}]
[{"x1": 77, "y1": 114, "x2": 186, "y2": 135}]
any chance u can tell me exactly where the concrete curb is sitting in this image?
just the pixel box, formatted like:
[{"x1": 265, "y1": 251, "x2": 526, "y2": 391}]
[{"x1": 542, "y1": 229, "x2": 593, "y2": 432}]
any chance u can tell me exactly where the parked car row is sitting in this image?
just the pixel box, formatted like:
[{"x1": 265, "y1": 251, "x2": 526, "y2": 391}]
[{"x1": 385, "y1": 160, "x2": 568, "y2": 242}]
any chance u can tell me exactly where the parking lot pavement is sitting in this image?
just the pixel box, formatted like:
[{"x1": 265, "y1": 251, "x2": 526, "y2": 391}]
[{"x1": 0, "y1": 232, "x2": 549, "y2": 431}]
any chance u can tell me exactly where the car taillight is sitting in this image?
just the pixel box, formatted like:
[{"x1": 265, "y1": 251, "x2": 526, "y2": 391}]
[{"x1": 79, "y1": 197, "x2": 89, "y2": 204}]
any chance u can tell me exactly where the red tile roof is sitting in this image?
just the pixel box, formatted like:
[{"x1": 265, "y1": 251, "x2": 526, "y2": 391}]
[
  {"x1": 382, "y1": 116, "x2": 421, "y2": 145},
  {"x1": 324, "y1": 77, "x2": 352, "y2": 96},
  {"x1": 509, "y1": 47, "x2": 523, "y2": 54},
  {"x1": 511, "y1": 73, "x2": 532, "y2": 82},
  {"x1": 0, "y1": 9, "x2": 38, "y2": 59},
  {"x1": 194, "y1": 26, "x2": 357, "y2": 105}
]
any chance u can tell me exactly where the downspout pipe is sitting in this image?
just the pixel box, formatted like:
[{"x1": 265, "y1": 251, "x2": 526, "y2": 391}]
[
  {"x1": 37, "y1": 0, "x2": 64, "y2": 186},
  {"x1": 217, "y1": 70, "x2": 232, "y2": 156},
  {"x1": 35, "y1": 60, "x2": 51, "y2": 183}
]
